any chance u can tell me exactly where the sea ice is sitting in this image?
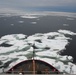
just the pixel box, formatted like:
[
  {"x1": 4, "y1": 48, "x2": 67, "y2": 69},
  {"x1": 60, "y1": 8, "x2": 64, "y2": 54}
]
[{"x1": 0, "y1": 29, "x2": 76, "y2": 74}]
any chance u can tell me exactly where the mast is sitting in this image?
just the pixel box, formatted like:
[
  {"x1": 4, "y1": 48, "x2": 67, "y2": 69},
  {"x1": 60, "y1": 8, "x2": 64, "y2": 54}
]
[{"x1": 32, "y1": 49, "x2": 35, "y2": 74}]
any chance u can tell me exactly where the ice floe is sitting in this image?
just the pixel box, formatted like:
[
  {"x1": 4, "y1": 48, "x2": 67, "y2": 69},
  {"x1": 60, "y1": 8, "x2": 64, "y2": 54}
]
[
  {"x1": 63, "y1": 24, "x2": 69, "y2": 26},
  {"x1": 58, "y1": 29, "x2": 76, "y2": 35},
  {"x1": 10, "y1": 24, "x2": 14, "y2": 26},
  {"x1": 18, "y1": 21, "x2": 24, "y2": 23},
  {"x1": 66, "y1": 18, "x2": 74, "y2": 20},
  {"x1": 20, "y1": 15, "x2": 38, "y2": 19},
  {"x1": 31, "y1": 22, "x2": 37, "y2": 24}
]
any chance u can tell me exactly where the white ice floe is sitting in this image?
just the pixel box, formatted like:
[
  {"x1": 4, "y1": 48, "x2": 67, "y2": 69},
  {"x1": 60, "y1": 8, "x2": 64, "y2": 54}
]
[
  {"x1": 66, "y1": 18, "x2": 74, "y2": 20},
  {"x1": 31, "y1": 22, "x2": 37, "y2": 24},
  {"x1": 14, "y1": 34, "x2": 27, "y2": 39},
  {"x1": 18, "y1": 21, "x2": 24, "y2": 23},
  {"x1": 58, "y1": 29, "x2": 76, "y2": 35},
  {"x1": 63, "y1": 24, "x2": 69, "y2": 26},
  {"x1": 10, "y1": 24, "x2": 14, "y2": 26},
  {"x1": 0, "y1": 29, "x2": 76, "y2": 74},
  {"x1": 21, "y1": 15, "x2": 38, "y2": 19},
  {"x1": 35, "y1": 42, "x2": 46, "y2": 49}
]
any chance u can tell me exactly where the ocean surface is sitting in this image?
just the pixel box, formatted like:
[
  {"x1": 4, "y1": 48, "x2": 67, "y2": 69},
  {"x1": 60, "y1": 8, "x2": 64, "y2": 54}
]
[
  {"x1": 0, "y1": 12, "x2": 76, "y2": 73},
  {"x1": 0, "y1": 15, "x2": 76, "y2": 62}
]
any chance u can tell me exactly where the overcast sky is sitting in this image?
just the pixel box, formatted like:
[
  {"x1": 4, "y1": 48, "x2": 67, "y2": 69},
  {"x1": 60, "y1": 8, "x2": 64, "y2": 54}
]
[{"x1": 0, "y1": 0, "x2": 76, "y2": 13}]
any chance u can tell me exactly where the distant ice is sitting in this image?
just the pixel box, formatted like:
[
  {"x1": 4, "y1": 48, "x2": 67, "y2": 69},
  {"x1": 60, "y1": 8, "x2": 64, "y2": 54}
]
[
  {"x1": 18, "y1": 21, "x2": 24, "y2": 23},
  {"x1": 31, "y1": 22, "x2": 37, "y2": 24},
  {"x1": 20, "y1": 15, "x2": 38, "y2": 19},
  {"x1": 0, "y1": 11, "x2": 76, "y2": 18},
  {"x1": 63, "y1": 24, "x2": 69, "y2": 26},
  {"x1": 66, "y1": 18, "x2": 74, "y2": 20},
  {"x1": 0, "y1": 30, "x2": 76, "y2": 74},
  {"x1": 20, "y1": 12, "x2": 76, "y2": 18},
  {"x1": 10, "y1": 24, "x2": 14, "y2": 26}
]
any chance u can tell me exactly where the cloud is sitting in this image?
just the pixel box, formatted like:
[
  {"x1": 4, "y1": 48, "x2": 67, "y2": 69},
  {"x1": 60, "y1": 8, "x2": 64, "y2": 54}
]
[
  {"x1": 0, "y1": 0, "x2": 76, "y2": 8},
  {"x1": 0, "y1": 0, "x2": 76, "y2": 14}
]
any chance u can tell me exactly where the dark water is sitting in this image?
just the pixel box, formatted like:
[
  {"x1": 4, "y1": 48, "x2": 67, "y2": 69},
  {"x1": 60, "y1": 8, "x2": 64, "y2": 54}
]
[
  {"x1": 0, "y1": 15, "x2": 76, "y2": 63},
  {"x1": 61, "y1": 36, "x2": 76, "y2": 63}
]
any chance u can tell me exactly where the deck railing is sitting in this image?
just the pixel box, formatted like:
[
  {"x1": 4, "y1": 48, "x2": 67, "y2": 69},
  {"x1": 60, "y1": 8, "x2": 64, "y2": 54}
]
[{"x1": 2, "y1": 71, "x2": 64, "y2": 74}]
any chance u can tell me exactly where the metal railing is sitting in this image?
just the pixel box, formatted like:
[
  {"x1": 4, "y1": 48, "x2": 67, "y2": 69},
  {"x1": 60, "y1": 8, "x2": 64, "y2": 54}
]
[{"x1": 3, "y1": 71, "x2": 64, "y2": 74}]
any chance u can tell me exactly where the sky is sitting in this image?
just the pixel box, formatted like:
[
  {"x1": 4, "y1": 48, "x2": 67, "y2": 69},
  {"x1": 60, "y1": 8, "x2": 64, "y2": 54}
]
[{"x1": 0, "y1": 0, "x2": 76, "y2": 13}]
